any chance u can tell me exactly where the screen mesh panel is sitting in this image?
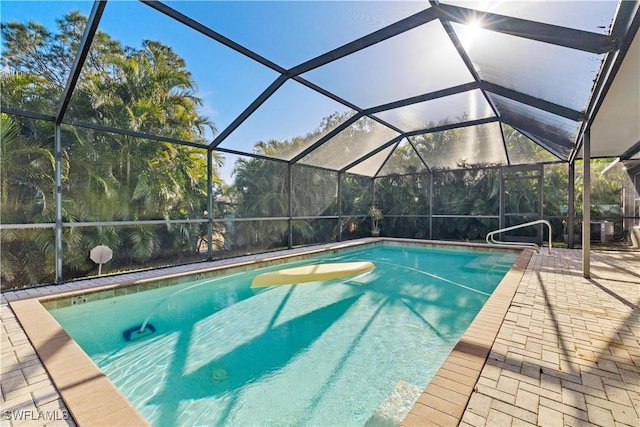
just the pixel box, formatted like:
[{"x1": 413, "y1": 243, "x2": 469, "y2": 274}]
[
  {"x1": 299, "y1": 117, "x2": 399, "y2": 170},
  {"x1": 412, "y1": 122, "x2": 506, "y2": 170},
  {"x1": 346, "y1": 144, "x2": 397, "y2": 177},
  {"x1": 166, "y1": 1, "x2": 428, "y2": 68},
  {"x1": 488, "y1": 93, "x2": 581, "y2": 154},
  {"x1": 340, "y1": 173, "x2": 372, "y2": 215},
  {"x1": 219, "y1": 80, "x2": 356, "y2": 160},
  {"x1": 453, "y1": 22, "x2": 605, "y2": 112},
  {"x1": 373, "y1": 89, "x2": 495, "y2": 133},
  {"x1": 1, "y1": 115, "x2": 56, "y2": 224},
  {"x1": 376, "y1": 174, "x2": 430, "y2": 216},
  {"x1": 230, "y1": 157, "x2": 289, "y2": 218},
  {"x1": 301, "y1": 21, "x2": 474, "y2": 108},
  {"x1": 377, "y1": 138, "x2": 430, "y2": 176},
  {"x1": 1, "y1": 228, "x2": 56, "y2": 288},
  {"x1": 442, "y1": 1, "x2": 619, "y2": 35},
  {"x1": 64, "y1": 127, "x2": 209, "y2": 221},
  {"x1": 504, "y1": 124, "x2": 560, "y2": 164},
  {"x1": 292, "y1": 165, "x2": 338, "y2": 217},
  {"x1": 66, "y1": 0, "x2": 278, "y2": 142}
]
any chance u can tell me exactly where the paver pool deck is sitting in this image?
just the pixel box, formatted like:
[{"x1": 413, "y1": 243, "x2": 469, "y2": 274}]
[{"x1": 1, "y1": 242, "x2": 638, "y2": 426}]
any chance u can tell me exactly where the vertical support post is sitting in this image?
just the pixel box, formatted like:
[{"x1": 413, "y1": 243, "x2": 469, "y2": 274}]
[
  {"x1": 568, "y1": 162, "x2": 575, "y2": 249},
  {"x1": 371, "y1": 177, "x2": 377, "y2": 236},
  {"x1": 537, "y1": 164, "x2": 544, "y2": 246},
  {"x1": 337, "y1": 172, "x2": 342, "y2": 242},
  {"x1": 499, "y1": 167, "x2": 505, "y2": 232},
  {"x1": 55, "y1": 125, "x2": 63, "y2": 284},
  {"x1": 582, "y1": 130, "x2": 591, "y2": 278},
  {"x1": 207, "y1": 150, "x2": 213, "y2": 260},
  {"x1": 429, "y1": 172, "x2": 433, "y2": 240},
  {"x1": 288, "y1": 163, "x2": 293, "y2": 249},
  {"x1": 371, "y1": 177, "x2": 376, "y2": 208}
]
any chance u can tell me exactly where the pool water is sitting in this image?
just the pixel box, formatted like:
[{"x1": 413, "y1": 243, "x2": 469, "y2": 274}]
[{"x1": 49, "y1": 243, "x2": 517, "y2": 426}]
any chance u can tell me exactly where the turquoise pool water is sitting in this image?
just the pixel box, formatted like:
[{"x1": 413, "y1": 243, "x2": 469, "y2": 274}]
[{"x1": 49, "y1": 243, "x2": 517, "y2": 426}]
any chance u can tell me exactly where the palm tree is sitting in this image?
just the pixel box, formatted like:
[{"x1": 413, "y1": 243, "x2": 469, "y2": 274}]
[
  {"x1": 231, "y1": 152, "x2": 290, "y2": 249},
  {"x1": 2, "y1": 13, "x2": 221, "y2": 285},
  {"x1": 0, "y1": 113, "x2": 59, "y2": 287},
  {"x1": 0, "y1": 113, "x2": 57, "y2": 221},
  {"x1": 68, "y1": 39, "x2": 217, "y2": 265}
]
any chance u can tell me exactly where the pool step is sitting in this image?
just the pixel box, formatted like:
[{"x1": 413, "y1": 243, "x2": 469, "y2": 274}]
[
  {"x1": 463, "y1": 254, "x2": 516, "y2": 273},
  {"x1": 364, "y1": 380, "x2": 423, "y2": 427}
]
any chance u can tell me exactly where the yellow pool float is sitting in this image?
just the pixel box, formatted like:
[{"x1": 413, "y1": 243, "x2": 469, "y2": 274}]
[{"x1": 251, "y1": 261, "x2": 375, "y2": 288}]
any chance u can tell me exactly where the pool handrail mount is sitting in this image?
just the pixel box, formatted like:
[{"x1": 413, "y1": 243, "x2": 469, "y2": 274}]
[{"x1": 486, "y1": 219, "x2": 552, "y2": 254}]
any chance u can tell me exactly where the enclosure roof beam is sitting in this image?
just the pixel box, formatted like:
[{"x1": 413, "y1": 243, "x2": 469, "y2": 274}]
[
  {"x1": 141, "y1": 0, "x2": 286, "y2": 74},
  {"x1": 294, "y1": 115, "x2": 498, "y2": 174},
  {"x1": 1, "y1": 106, "x2": 56, "y2": 122},
  {"x1": 215, "y1": 146, "x2": 292, "y2": 164},
  {"x1": 406, "y1": 137, "x2": 434, "y2": 174},
  {"x1": 500, "y1": 117, "x2": 575, "y2": 148},
  {"x1": 293, "y1": 76, "x2": 363, "y2": 113},
  {"x1": 405, "y1": 116, "x2": 499, "y2": 137},
  {"x1": 0, "y1": 107, "x2": 210, "y2": 152},
  {"x1": 431, "y1": 0, "x2": 507, "y2": 177},
  {"x1": 571, "y1": 1, "x2": 640, "y2": 163},
  {"x1": 365, "y1": 82, "x2": 480, "y2": 115},
  {"x1": 288, "y1": 7, "x2": 439, "y2": 76},
  {"x1": 620, "y1": 140, "x2": 640, "y2": 160},
  {"x1": 434, "y1": 3, "x2": 618, "y2": 54},
  {"x1": 339, "y1": 135, "x2": 405, "y2": 174},
  {"x1": 65, "y1": 119, "x2": 209, "y2": 150},
  {"x1": 210, "y1": 75, "x2": 289, "y2": 149},
  {"x1": 55, "y1": 0, "x2": 106, "y2": 124},
  {"x1": 216, "y1": 147, "x2": 348, "y2": 177},
  {"x1": 289, "y1": 113, "x2": 364, "y2": 163},
  {"x1": 372, "y1": 140, "x2": 402, "y2": 178},
  {"x1": 514, "y1": 128, "x2": 567, "y2": 161},
  {"x1": 341, "y1": 117, "x2": 501, "y2": 175},
  {"x1": 479, "y1": 81, "x2": 585, "y2": 122}
]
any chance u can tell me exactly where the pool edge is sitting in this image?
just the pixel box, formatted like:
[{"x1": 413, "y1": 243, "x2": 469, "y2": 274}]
[
  {"x1": 9, "y1": 298, "x2": 150, "y2": 427},
  {"x1": 401, "y1": 248, "x2": 534, "y2": 426}
]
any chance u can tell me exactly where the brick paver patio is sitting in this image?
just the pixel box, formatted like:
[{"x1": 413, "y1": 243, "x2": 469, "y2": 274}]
[
  {"x1": 1, "y1": 245, "x2": 638, "y2": 426},
  {"x1": 459, "y1": 249, "x2": 639, "y2": 427}
]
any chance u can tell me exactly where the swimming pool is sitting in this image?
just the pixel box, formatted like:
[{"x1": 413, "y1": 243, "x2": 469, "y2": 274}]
[{"x1": 48, "y1": 242, "x2": 518, "y2": 426}]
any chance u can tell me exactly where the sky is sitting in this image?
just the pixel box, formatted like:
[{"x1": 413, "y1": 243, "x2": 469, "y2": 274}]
[{"x1": 0, "y1": 0, "x2": 427, "y2": 183}]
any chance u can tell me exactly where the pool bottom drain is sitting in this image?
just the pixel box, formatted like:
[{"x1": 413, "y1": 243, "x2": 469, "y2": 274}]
[{"x1": 123, "y1": 324, "x2": 156, "y2": 341}]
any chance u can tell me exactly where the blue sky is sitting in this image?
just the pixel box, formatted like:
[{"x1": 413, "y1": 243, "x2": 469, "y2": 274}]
[{"x1": 1, "y1": 0, "x2": 426, "y2": 182}]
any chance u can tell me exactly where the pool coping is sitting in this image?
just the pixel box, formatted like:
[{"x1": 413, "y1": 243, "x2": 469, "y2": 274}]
[
  {"x1": 7, "y1": 238, "x2": 531, "y2": 426},
  {"x1": 402, "y1": 245, "x2": 533, "y2": 426}
]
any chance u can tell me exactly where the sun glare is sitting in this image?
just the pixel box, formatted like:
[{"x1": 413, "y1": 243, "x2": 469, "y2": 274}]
[{"x1": 457, "y1": 19, "x2": 482, "y2": 51}]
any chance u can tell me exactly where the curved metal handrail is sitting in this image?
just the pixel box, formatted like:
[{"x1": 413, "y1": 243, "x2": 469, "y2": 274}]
[{"x1": 486, "y1": 219, "x2": 552, "y2": 254}]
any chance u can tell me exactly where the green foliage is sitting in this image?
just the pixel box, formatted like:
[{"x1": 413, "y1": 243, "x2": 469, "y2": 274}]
[
  {"x1": 227, "y1": 111, "x2": 388, "y2": 247},
  {"x1": 430, "y1": 168, "x2": 500, "y2": 240},
  {"x1": 579, "y1": 159, "x2": 624, "y2": 210},
  {"x1": 228, "y1": 147, "x2": 342, "y2": 250},
  {"x1": 504, "y1": 125, "x2": 559, "y2": 164},
  {"x1": 0, "y1": 114, "x2": 57, "y2": 223},
  {"x1": 1, "y1": 13, "x2": 217, "y2": 288}
]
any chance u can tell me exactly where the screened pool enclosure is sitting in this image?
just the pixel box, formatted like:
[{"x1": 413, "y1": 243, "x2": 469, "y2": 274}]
[{"x1": 1, "y1": 1, "x2": 639, "y2": 290}]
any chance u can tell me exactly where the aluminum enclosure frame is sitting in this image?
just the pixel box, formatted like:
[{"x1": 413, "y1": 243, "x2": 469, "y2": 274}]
[{"x1": 1, "y1": 0, "x2": 638, "y2": 284}]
